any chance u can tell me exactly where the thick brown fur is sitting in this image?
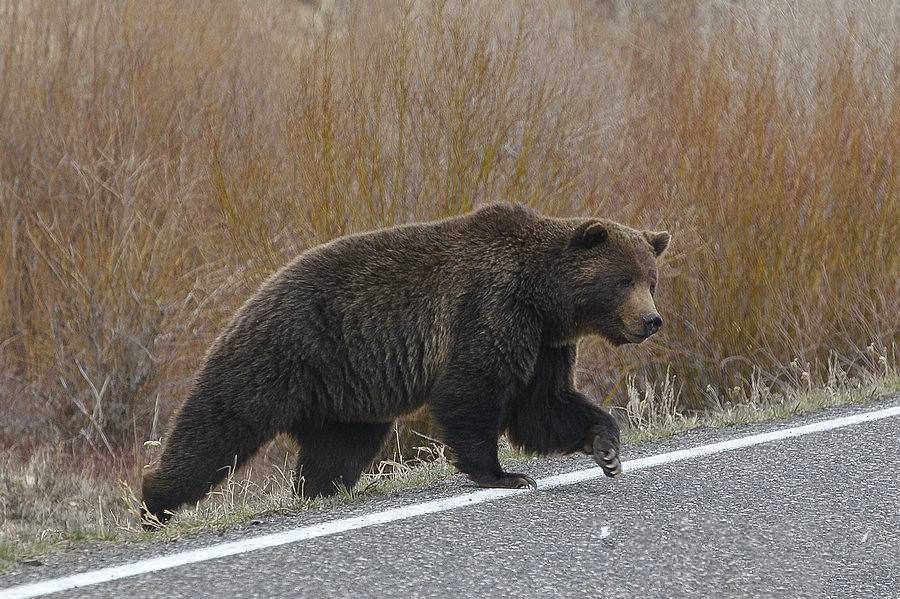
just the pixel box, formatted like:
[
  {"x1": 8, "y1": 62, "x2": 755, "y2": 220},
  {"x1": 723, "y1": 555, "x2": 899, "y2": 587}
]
[{"x1": 141, "y1": 203, "x2": 669, "y2": 526}]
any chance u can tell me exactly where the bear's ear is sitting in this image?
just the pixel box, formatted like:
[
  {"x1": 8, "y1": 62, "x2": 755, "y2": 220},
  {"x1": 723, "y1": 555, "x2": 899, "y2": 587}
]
[
  {"x1": 570, "y1": 221, "x2": 608, "y2": 250},
  {"x1": 644, "y1": 230, "x2": 671, "y2": 257}
]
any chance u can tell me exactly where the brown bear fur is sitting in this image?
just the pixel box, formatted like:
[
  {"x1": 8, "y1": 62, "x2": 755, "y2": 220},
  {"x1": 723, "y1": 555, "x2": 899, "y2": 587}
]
[{"x1": 141, "y1": 203, "x2": 669, "y2": 526}]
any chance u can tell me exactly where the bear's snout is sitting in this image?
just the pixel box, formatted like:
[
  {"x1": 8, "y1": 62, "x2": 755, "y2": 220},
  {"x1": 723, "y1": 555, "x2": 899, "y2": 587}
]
[{"x1": 642, "y1": 314, "x2": 662, "y2": 338}]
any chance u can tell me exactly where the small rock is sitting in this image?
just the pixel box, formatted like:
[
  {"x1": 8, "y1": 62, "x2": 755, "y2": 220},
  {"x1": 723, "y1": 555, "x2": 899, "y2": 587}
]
[{"x1": 21, "y1": 559, "x2": 44, "y2": 567}]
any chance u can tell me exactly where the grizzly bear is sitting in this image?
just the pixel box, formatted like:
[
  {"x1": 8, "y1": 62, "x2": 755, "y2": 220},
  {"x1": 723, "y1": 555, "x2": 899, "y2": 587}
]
[{"x1": 141, "y1": 203, "x2": 669, "y2": 526}]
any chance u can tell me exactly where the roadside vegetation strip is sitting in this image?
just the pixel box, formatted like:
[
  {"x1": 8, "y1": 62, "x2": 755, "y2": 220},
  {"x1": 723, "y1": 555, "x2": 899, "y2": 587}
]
[{"x1": 4, "y1": 403, "x2": 900, "y2": 599}]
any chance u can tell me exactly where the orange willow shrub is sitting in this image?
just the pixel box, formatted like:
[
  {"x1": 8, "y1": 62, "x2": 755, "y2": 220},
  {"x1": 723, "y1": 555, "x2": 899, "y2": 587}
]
[{"x1": 0, "y1": 0, "x2": 896, "y2": 449}]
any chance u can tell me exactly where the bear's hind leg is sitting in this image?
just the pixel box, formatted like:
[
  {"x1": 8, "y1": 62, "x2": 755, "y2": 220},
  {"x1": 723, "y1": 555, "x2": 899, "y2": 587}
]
[
  {"x1": 292, "y1": 421, "x2": 393, "y2": 499},
  {"x1": 142, "y1": 398, "x2": 273, "y2": 528}
]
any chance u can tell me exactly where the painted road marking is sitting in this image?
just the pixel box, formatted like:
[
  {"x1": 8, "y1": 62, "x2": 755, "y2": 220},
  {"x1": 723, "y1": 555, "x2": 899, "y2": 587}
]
[{"x1": 4, "y1": 403, "x2": 900, "y2": 599}]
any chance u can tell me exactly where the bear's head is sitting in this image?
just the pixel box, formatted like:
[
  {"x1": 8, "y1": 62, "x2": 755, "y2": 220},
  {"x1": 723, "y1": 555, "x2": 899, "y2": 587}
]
[{"x1": 559, "y1": 219, "x2": 670, "y2": 346}]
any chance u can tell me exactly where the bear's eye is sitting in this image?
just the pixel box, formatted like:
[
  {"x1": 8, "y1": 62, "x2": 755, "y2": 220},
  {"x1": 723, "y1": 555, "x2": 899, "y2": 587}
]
[
  {"x1": 650, "y1": 282, "x2": 657, "y2": 295},
  {"x1": 615, "y1": 278, "x2": 633, "y2": 290}
]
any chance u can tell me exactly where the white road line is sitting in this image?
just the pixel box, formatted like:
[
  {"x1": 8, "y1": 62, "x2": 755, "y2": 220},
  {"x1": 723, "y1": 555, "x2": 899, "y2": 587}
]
[{"x1": 4, "y1": 403, "x2": 900, "y2": 599}]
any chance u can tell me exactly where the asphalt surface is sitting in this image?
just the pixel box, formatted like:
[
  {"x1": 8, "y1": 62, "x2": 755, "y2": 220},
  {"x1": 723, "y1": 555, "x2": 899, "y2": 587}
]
[{"x1": 3, "y1": 395, "x2": 900, "y2": 598}]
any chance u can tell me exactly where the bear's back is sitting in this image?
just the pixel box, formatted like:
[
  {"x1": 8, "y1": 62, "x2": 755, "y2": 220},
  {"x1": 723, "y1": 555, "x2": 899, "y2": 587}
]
[{"x1": 203, "y1": 204, "x2": 558, "y2": 421}]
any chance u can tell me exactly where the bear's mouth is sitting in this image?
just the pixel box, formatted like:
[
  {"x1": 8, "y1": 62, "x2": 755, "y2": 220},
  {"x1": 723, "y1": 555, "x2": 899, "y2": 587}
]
[{"x1": 621, "y1": 329, "x2": 650, "y2": 344}]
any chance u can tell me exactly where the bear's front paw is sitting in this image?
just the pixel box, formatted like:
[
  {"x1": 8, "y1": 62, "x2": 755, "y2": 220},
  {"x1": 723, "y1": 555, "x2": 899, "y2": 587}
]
[
  {"x1": 590, "y1": 433, "x2": 622, "y2": 478},
  {"x1": 472, "y1": 472, "x2": 537, "y2": 489}
]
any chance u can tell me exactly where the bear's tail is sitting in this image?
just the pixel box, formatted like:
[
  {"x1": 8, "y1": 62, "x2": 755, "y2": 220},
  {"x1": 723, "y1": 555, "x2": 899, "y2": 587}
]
[{"x1": 141, "y1": 389, "x2": 272, "y2": 529}]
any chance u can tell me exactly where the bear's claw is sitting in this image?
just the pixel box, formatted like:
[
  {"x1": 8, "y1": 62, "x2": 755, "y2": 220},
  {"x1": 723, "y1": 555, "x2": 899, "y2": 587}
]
[
  {"x1": 592, "y1": 435, "x2": 623, "y2": 478},
  {"x1": 473, "y1": 472, "x2": 537, "y2": 489},
  {"x1": 501, "y1": 473, "x2": 537, "y2": 489},
  {"x1": 510, "y1": 474, "x2": 537, "y2": 489}
]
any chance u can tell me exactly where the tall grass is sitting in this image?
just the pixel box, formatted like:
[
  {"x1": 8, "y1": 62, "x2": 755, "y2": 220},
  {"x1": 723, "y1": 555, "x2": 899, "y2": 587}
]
[{"x1": 0, "y1": 0, "x2": 897, "y2": 452}]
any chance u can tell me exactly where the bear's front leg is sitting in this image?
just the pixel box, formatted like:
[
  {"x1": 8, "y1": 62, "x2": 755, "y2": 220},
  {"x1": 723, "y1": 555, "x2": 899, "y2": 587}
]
[
  {"x1": 428, "y1": 372, "x2": 537, "y2": 490},
  {"x1": 505, "y1": 376, "x2": 623, "y2": 478},
  {"x1": 508, "y1": 343, "x2": 624, "y2": 478},
  {"x1": 439, "y1": 410, "x2": 538, "y2": 490}
]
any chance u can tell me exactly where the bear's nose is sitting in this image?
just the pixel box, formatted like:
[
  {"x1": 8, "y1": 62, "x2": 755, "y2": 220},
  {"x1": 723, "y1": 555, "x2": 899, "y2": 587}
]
[{"x1": 643, "y1": 314, "x2": 663, "y2": 337}]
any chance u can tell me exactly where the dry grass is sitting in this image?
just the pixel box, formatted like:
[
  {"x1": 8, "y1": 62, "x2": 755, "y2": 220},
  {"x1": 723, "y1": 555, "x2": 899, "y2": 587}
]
[
  {"x1": 2, "y1": 371, "x2": 896, "y2": 572},
  {"x1": 0, "y1": 433, "x2": 455, "y2": 570},
  {"x1": 2, "y1": 0, "x2": 897, "y2": 447},
  {"x1": 619, "y1": 348, "x2": 899, "y2": 440},
  {"x1": 0, "y1": 0, "x2": 897, "y2": 565}
]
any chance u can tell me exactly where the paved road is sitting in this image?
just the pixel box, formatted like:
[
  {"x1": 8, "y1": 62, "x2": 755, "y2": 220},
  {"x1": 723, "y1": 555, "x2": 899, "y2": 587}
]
[{"x1": 3, "y1": 395, "x2": 900, "y2": 598}]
